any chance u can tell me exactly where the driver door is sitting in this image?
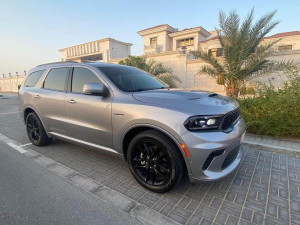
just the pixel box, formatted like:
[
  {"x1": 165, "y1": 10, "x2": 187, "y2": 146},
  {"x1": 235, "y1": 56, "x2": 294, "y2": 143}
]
[{"x1": 65, "y1": 67, "x2": 113, "y2": 148}]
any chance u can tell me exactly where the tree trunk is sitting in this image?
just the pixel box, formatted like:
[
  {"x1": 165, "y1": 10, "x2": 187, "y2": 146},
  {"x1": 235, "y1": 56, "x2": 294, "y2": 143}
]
[
  {"x1": 226, "y1": 78, "x2": 239, "y2": 98},
  {"x1": 226, "y1": 87, "x2": 239, "y2": 98}
]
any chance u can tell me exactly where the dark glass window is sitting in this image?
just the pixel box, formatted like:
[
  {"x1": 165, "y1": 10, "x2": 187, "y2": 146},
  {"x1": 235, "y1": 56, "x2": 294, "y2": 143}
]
[
  {"x1": 278, "y1": 45, "x2": 292, "y2": 51},
  {"x1": 150, "y1": 37, "x2": 157, "y2": 46},
  {"x1": 98, "y1": 66, "x2": 165, "y2": 92},
  {"x1": 43, "y1": 68, "x2": 68, "y2": 91},
  {"x1": 178, "y1": 38, "x2": 194, "y2": 47},
  {"x1": 208, "y1": 48, "x2": 223, "y2": 57},
  {"x1": 24, "y1": 70, "x2": 45, "y2": 87},
  {"x1": 72, "y1": 68, "x2": 101, "y2": 93}
]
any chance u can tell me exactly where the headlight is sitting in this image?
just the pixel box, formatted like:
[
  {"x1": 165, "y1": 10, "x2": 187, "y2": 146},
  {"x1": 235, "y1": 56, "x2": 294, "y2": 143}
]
[{"x1": 184, "y1": 115, "x2": 222, "y2": 131}]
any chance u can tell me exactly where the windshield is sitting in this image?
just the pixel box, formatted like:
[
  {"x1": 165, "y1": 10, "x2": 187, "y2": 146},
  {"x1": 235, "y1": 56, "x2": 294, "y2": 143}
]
[{"x1": 98, "y1": 66, "x2": 166, "y2": 92}]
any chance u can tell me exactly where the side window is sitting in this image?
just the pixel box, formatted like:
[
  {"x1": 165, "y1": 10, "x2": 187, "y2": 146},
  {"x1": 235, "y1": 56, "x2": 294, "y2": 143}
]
[
  {"x1": 72, "y1": 67, "x2": 102, "y2": 93},
  {"x1": 24, "y1": 70, "x2": 45, "y2": 87},
  {"x1": 43, "y1": 68, "x2": 69, "y2": 91}
]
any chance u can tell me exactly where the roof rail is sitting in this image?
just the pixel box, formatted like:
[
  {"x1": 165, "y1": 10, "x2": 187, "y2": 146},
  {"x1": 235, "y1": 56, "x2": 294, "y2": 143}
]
[{"x1": 36, "y1": 61, "x2": 78, "y2": 67}]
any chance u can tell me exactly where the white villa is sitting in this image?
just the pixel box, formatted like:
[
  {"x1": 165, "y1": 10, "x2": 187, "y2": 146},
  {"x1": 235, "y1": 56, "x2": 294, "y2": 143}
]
[
  {"x1": 1, "y1": 24, "x2": 300, "y2": 94},
  {"x1": 59, "y1": 38, "x2": 132, "y2": 63}
]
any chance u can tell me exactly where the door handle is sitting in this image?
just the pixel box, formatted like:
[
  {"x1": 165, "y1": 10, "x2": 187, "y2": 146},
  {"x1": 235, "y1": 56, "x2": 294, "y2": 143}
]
[
  {"x1": 34, "y1": 95, "x2": 40, "y2": 99},
  {"x1": 67, "y1": 99, "x2": 76, "y2": 104}
]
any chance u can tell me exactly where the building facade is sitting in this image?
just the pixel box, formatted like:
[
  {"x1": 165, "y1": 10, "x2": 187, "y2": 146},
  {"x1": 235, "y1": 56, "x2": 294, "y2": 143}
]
[
  {"x1": 131, "y1": 25, "x2": 300, "y2": 95},
  {"x1": 59, "y1": 38, "x2": 132, "y2": 63}
]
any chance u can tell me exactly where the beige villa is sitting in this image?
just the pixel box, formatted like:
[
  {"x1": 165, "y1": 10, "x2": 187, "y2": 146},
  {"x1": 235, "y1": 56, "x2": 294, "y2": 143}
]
[
  {"x1": 1, "y1": 24, "x2": 299, "y2": 94},
  {"x1": 132, "y1": 25, "x2": 300, "y2": 94}
]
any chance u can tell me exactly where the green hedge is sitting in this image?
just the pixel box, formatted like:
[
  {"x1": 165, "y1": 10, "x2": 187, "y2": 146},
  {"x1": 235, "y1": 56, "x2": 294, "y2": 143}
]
[{"x1": 237, "y1": 73, "x2": 300, "y2": 138}]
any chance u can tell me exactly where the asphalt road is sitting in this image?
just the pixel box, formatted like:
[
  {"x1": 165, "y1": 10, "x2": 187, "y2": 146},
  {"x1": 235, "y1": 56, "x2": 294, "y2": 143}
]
[{"x1": 0, "y1": 142, "x2": 140, "y2": 225}]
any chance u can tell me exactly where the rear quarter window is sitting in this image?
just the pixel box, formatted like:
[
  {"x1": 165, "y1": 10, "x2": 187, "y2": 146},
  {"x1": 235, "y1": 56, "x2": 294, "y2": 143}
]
[{"x1": 24, "y1": 70, "x2": 45, "y2": 87}]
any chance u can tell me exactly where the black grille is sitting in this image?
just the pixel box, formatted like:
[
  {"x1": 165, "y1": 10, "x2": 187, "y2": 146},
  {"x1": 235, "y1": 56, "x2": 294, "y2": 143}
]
[
  {"x1": 221, "y1": 107, "x2": 240, "y2": 131},
  {"x1": 222, "y1": 147, "x2": 240, "y2": 169}
]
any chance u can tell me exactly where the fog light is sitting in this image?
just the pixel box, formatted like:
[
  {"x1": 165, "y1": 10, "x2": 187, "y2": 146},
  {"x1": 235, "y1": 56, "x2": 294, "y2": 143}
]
[{"x1": 207, "y1": 118, "x2": 216, "y2": 126}]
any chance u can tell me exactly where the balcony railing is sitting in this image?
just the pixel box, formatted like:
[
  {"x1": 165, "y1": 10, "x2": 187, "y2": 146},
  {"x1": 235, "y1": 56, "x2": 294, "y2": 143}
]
[
  {"x1": 66, "y1": 41, "x2": 101, "y2": 58},
  {"x1": 144, "y1": 44, "x2": 161, "y2": 53}
]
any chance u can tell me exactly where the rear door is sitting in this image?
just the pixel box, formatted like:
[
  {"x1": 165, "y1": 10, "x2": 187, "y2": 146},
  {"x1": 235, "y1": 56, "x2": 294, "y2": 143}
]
[
  {"x1": 65, "y1": 66, "x2": 113, "y2": 148},
  {"x1": 33, "y1": 67, "x2": 70, "y2": 134}
]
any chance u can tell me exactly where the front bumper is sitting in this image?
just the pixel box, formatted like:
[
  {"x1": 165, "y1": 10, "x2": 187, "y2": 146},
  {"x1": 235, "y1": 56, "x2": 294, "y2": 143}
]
[{"x1": 181, "y1": 118, "x2": 246, "y2": 182}]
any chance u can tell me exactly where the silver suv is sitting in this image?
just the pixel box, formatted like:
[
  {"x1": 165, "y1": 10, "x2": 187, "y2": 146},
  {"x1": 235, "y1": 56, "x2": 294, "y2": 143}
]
[{"x1": 19, "y1": 61, "x2": 246, "y2": 192}]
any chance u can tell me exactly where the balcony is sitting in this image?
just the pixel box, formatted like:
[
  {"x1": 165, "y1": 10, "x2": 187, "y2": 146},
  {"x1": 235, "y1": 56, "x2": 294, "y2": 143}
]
[
  {"x1": 65, "y1": 41, "x2": 102, "y2": 59},
  {"x1": 143, "y1": 44, "x2": 161, "y2": 54}
]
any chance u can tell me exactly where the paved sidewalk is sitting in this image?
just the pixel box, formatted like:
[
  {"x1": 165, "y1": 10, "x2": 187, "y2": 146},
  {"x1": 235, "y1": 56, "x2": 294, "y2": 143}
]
[{"x1": 1, "y1": 94, "x2": 300, "y2": 225}]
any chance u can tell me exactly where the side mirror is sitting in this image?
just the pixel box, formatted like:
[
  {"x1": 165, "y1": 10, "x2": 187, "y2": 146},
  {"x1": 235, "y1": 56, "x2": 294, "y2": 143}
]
[
  {"x1": 18, "y1": 85, "x2": 21, "y2": 90},
  {"x1": 83, "y1": 83, "x2": 108, "y2": 96}
]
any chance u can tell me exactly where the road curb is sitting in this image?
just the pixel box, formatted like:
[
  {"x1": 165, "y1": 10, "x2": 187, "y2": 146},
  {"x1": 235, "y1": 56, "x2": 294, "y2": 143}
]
[{"x1": 243, "y1": 134, "x2": 300, "y2": 157}]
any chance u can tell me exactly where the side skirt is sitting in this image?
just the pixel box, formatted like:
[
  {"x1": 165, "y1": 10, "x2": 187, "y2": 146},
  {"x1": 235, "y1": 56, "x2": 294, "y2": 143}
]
[{"x1": 48, "y1": 132, "x2": 120, "y2": 155}]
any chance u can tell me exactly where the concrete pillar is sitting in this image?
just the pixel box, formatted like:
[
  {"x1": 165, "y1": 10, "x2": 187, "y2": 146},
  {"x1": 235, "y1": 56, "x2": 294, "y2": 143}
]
[
  {"x1": 16, "y1": 72, "x2": 19, "y2": 90},
  {"x1": 8, "y1": 73, "x2": 11, "y2": 92},
  {"x1": 176, "y1": 55, "x2": 188, "y2": 88}
]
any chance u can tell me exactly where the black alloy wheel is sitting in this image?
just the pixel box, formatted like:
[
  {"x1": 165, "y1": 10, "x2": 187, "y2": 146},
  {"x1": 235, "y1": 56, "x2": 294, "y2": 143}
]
[
  {"x1": 26, "y1": 112, "x2": 52, "y2": 146},
  {"x1": 27, "y1": 115, "x2": 40, "y2": 144},
  {"x1": 132, "y1": 140, "x2": 172, "y2": 186},
  {"x1": 127, "y1": 130, "x2": 185, "y2": 192}
]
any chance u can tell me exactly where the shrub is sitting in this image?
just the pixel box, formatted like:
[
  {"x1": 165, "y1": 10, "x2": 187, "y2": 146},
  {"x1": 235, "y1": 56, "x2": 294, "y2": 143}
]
[{"x1": 237, "y1": 71, "x2": 300, "y2": 138}]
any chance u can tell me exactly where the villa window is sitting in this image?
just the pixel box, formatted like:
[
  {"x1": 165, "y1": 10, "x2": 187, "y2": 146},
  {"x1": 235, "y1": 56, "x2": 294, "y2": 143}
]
[
  {"x1": 278, "y1": 45, "x2": 292, "y2": 51},
  {"x1": 179, "y1": 38, "x2": 194, "y2": 47},
  {"x1": 208, "y1": 48, "x2": 223, "y2": 57},
  {"x1": 150, "y1": 37, "x2": 157, "y2": 46}
]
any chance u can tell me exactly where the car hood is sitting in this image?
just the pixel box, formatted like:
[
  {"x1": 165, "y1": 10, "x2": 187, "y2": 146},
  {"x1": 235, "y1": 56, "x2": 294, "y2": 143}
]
[{"x1": 132, "y1": 89, "x2": 239, "y2": 115}]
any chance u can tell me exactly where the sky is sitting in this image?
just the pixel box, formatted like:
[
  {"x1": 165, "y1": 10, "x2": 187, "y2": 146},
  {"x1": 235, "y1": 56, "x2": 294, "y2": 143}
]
[{"x1": 1, "y1": 0, "x2": 300, "y2": 76}]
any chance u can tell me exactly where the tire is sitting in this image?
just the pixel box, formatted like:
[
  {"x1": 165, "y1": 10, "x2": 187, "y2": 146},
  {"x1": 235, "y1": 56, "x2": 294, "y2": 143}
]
[
  {"x1": 127, "y1": 130, "x2": 185, "y2": 193},
  {"x1": 26, "y1": 112, "x2": 52, "y2": 146}
]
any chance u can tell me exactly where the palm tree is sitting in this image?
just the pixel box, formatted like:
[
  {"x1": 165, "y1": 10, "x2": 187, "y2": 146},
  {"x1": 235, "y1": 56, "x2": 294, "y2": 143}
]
[
  {"x1": 119, "y1": 56, "x2": 181, "y2": 87},
  {"x1": 191, "y1": 9, "x2": 298, "y2": 97}
]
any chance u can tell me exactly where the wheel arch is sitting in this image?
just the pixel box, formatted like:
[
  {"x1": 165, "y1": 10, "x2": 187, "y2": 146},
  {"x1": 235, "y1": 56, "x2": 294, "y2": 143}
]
[
  {"x1": 121, "y1": 124, "x2": 191, "y2": 174},
  {"x1": 23, "y1": 107, "x2": 49, "y2": 136},
  {"x1": 23, "y1": 107, "x2": 35, "y2": 123}
]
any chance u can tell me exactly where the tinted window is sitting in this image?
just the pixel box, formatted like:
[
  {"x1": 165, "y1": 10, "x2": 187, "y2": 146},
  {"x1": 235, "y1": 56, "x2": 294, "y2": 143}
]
[
  {"x1": 72, "y1": 68, "x2": 101, "y2": 93},
  {"x1": 24, "y1": 70, "x2": 45, "y2": 87},
  {"x1": 98, "y1": 66, "x2": 165, "y2": 92},
  {"x1": 43, "y1": 68, "x2": 69, "y2": 91}
]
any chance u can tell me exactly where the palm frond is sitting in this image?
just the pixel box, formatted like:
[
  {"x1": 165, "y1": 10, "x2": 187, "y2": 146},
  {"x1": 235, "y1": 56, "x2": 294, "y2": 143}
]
[
  {"x1": 252, "y1": 60, "x2": 300, "y2": 78},
  {"x1": 157, "y1": 74, "x2": 181, "y2": 88},
  {"x1": 198, "y1": 65, "x2": 219, "y2": 78},
  {"x1": 147, "y1": 60, "x2": 173, "y2": 76},
  {"x1": 250, "y1": 10, "x2": 278, "y2": 40},
  {"x1": 191, "y1": 50, "x2": 225, "y2": 74}
]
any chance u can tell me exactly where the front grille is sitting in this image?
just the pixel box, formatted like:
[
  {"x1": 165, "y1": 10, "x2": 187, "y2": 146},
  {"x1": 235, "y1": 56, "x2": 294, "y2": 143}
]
[
  {"x1": 221, "y1": 107, "x2": 240, "y2": 131},
  {"x1": 222, "y1": 147, "x2": 240, "y2": 169}
]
